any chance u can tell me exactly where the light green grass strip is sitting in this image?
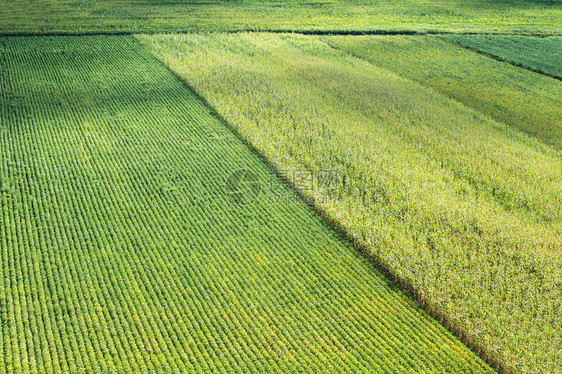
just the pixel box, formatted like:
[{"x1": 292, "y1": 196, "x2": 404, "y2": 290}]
[
  {"x1": 0, "y1": 35, "x2": 493, "y2": 373},
  {"x1": 137, "y1": 32, "x2": 562, "y2": 373},
  {"x1": 323, "y1": 35, "x2": 562, "y2": 150}
]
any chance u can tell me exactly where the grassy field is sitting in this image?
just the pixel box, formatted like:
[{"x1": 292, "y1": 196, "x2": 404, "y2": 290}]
[
  {"x1": 443, "y1": 34, "x2": 562, "y2": 79},
  {"x1": 0, "y1": 0, "x2": 561, "y2": 35},
  {"x1": 138, "y1": 32, "x2": 562, "y2": 373},
  {"x1": 0, "y1": 35, "x2": 495, "y2": 373},
  {"x1": 323, "y1": 35, "x2": 562, "y2": 150}
]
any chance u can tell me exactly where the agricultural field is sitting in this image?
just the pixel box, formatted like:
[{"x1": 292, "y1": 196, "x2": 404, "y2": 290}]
[
  {"x1": 322, "y1": 35, "x2": 562, "y2": 150},
  {"x1": 0, "y1": 35, "x2": 496, "y2": 373},
  {"x1": 1, "y1": 1, "x2": 561, "y2": 374},
  {"x1": 138, "y1": 32, "x2": 562, "y2": 373},
  {"x1": 0, "y1": 0, "x2": 561, "y2": 35},
  {"x1": 443, "y1": 34, "x2": 562, "y2": 79}
]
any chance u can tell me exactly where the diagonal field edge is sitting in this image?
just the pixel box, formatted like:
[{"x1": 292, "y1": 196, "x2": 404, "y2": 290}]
[
  {"x1": 134, "y1": 35, "x2": 505, "y2": 373},
  {"x1": 0, "y1": 35, "x2": 495, "y2": 372}
]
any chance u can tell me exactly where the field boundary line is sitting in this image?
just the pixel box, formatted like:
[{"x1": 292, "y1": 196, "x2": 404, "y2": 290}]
[{"x1": 1, "y1": 29, "x2": 561, "y2": 37}]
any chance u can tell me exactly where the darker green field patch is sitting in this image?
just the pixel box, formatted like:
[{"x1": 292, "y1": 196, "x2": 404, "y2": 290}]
[{"x1": 443, "y1": 34, "x2": 562, "y2": 79}]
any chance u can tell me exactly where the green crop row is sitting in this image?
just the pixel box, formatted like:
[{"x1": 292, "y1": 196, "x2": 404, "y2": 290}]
[
  {"x1": 442, "y1": 34, "x2": 562, "y2": 79},
  {"x1": 323, "y1": 35, "x2": 562, "y2": 150},
  {"x1": 0, "y1": 0, "x2": 561, "y2": 35},
  {"x1": 137, "y1": 32, "x2": 562, "y2": 373},
  {"x1": 0, "y1": 35, "x2": 492, "y2": 373}
]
